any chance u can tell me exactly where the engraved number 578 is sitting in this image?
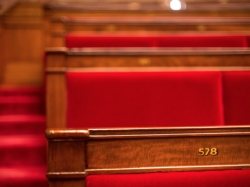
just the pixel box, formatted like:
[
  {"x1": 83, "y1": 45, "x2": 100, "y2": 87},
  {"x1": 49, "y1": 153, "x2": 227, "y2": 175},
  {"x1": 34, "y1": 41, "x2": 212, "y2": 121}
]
[{"x1": 199, "y1": 148, "x2": 218, "y2": 156}]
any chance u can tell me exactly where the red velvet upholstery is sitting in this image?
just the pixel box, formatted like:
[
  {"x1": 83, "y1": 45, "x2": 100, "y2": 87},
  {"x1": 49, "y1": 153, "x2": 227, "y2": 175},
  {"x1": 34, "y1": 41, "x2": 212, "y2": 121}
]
[
  {"x1": 247, "y1": 36, "x2": 250, "y2": 47},
  {"x1": 223, "y1": 71, "x2": 250, "y2": 125},
  {"x1": 66, "y1": 34, "x2": 248, "y2": 48},
  {"x1": 67, "y1": 72, "x2": 224, "y2": 128},
  {"x1": 86, "y1": 170, "x2": 250, "y2": 187},
  {"x1": 66, "y1": 35, "x2": 157, "y2": 48},
  {"x1": 157, "y1": 36, "x2": 248, "y2": 48}
]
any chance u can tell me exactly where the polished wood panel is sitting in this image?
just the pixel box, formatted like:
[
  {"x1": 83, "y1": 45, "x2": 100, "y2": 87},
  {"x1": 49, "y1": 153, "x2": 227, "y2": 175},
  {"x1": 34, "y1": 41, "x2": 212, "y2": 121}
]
[{"x1": 46, "y1": 127, "x2": 250, "y2": 186}]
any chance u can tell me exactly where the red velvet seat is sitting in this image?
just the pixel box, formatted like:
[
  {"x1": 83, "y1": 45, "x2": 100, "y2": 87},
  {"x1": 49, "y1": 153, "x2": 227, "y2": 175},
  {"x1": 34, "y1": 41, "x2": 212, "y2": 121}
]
[
  {"x1": 86, "y1": 170, "x2": 250, "y2": 187},
  {"x1": 66, "y1": 34, "x2": 248, "y2": 48},
  {"x1": 66, "y1": 72, "x2": 224, "y2": 128},
  {"x1": 223, "y1": 71, "x2": 250, "y2": 125}
]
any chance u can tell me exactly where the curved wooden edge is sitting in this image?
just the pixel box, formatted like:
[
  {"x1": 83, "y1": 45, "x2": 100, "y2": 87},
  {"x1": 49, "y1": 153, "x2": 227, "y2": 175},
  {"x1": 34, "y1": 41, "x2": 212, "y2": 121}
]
[
  {"x1": 45, "y1": 48, "x2": 250, "y2": 56},
  {"x1": 89, "y1": 125, "x2": 250, "y2": 131},
  {"x1": 45, "y1": 2, "x2": 250, "y2": 12},
  {"x1": 59, "y1": 17, "x2": 250, "y2": 25},
  {"x1": 46, "y1": 129, "x2": 89, "y2": 139},
  {"x1": 47, "y1": 172, "x2": 87, "y2": 179},
  {"x1": 46, "y1": 164, "x2": 250, "y2": 178},
  {"x1": 87, "y1": 164, "x2": 250, "y2": 175},
  {"x1": 89, "y1": 132, "x2": 250, "y2": 140},
  {"x1": 46, "y1": 126, "x2": 250, "y2": 139},
  {"x1": 45, "y1": 67, "x2": 250, "y2": 74}
]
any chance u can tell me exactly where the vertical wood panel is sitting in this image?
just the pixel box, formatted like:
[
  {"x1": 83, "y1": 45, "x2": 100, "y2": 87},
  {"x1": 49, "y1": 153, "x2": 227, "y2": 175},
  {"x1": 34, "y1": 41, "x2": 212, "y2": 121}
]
[
  {"x1": 48, "y1": 141, "x2": 86, "y2": 172},
  {"x1": 46, "y1": 53, "x2": 66, "y2": 128},
  {"x1": 49, "y1": 179, "x2": 85, "y2": 187}
]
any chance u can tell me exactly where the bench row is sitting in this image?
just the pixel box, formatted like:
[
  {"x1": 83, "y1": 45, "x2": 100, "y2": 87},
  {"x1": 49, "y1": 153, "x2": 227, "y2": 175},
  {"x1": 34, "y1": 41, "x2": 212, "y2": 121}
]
[{"x1": 46, "y1": 68, "x2": 250, "y2": 128}]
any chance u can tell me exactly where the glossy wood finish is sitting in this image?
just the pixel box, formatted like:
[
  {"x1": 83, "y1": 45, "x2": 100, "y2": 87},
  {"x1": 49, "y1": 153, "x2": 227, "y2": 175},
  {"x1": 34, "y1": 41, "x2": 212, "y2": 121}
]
[
  {"x1": 46, "y1": 127, "x2": 250, "y2": 187},
  {"x1": 48, "y1": 17, "x2": 250, "y2": 47},
  {"x1": 45, "y1": 48, "x2": 250, "y2": 128},
  {"x1": 47, "y1": 48, "x2": 250, "y2": 68}
]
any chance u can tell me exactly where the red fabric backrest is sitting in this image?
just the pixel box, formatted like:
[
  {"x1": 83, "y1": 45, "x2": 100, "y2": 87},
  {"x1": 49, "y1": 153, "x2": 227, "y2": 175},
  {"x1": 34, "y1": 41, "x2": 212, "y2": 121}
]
[
  {"x1": 223, "y1": 71, "x2": 250, "y2": 125},
  {"x1": 66, "y1": 72, "x2": 224, "y2": 128},
  {"x1": 247, "y1": 36, "x2": 250, "y2": 47},
  {"x1": 157, "y1": 36, "x2": 248, "y2": 48},
  {"x1": 66, "y1": 34, "x2": 248, "y2": 48},
  {"x1": 66, "y1": 35, "x2": 158, "y2": 48},
  {"x1": 86, "y1": 170, "x2": 250, "y2": 187}
]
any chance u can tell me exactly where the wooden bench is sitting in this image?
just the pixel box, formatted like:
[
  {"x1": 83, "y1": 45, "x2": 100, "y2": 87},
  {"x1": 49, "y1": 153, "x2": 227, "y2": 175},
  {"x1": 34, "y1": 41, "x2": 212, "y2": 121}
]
[
  {"x1": 46, "y1": 127, "x2": 250, "y2": 187},
  {"x1": 46, "y1": 17, "x2": 250, "y2": 47}
]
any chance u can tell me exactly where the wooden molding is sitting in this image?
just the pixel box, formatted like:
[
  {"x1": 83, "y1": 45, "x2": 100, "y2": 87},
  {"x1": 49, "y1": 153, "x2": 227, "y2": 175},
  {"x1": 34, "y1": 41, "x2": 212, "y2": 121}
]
[
  {"x1": 46, "y1": 48, "x2": 250, "y2": 56},
  {"x1": 59, "y1": 17, "x2": 250, "y2": 25},
  {"x1": 45, "y1": 2, "x2": 250, "y2": 12}
]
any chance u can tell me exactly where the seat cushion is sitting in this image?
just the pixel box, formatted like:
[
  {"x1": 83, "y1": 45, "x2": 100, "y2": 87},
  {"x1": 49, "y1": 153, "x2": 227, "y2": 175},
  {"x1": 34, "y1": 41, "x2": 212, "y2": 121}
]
[
  {"x1": 223, "y1": 71, "x2": 250, "y2": 125},
  {"x1": 66, "y1": 35, "x2": 248, "y2": 48},
  {"x1": 86, "y1": 170, "x2": 250, "y2": 187},
  {"x1": 67, "y1": 71, "x2": 224, "y2": 128}
]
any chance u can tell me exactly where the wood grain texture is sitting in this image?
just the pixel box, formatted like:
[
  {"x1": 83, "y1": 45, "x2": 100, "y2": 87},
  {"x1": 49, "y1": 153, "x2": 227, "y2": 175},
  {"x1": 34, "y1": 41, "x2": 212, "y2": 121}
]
[
  {"x1": 86, "y1": 136, "x2": 250, "y2": 169},
  {"x1": 48, "y1": 141, "x2": 86, "y2": 172}
]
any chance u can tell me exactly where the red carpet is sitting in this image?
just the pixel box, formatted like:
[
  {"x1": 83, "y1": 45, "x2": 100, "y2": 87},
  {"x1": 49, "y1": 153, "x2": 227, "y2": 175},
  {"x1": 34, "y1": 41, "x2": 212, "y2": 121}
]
[{"x1": 0, "y1": 87, "x2": 47, "y2": 186}]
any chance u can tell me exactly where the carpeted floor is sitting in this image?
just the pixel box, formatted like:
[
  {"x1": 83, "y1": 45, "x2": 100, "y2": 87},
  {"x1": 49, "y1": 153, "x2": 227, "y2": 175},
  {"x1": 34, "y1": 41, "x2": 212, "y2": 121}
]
[{"x1": 0, "y1": 87, "x2": 47, "y2": 186}]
